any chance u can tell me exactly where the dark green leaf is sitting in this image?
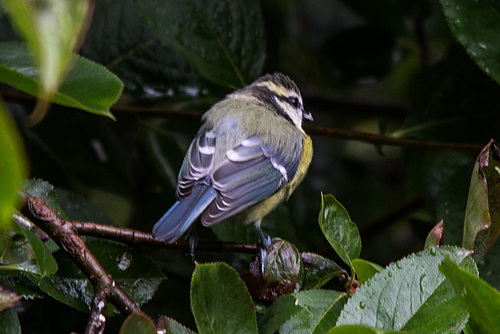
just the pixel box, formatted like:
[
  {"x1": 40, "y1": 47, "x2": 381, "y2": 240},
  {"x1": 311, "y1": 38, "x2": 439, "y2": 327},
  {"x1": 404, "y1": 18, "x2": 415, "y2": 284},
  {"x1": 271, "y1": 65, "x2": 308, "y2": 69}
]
[
  {"x1": 463, "y1": 141, "x2": 500, "y2": 261},
  {"x1": 337, "y1": 246, "x2": 476, "y2": 333},
  {"x1": 319, "y1": 194, "x2": 361, "y2": 270},
  {"x1": 440, "y1": 257, "x2": 500, "y2": 334},
  {"x1": 119, "y1": 312, "x2": 157, "y2": 334},
  {"x1": 0, "y1": 104, "x2": 26, "y2": 230},
  {"x1": 81, "y1": 0, "x2": 208, "y2": 99},
  {"x1": 14, "y1": 222, "x2": 57, "y2": 277},
  {"x1": 191, "y1": 262, "x2": 258, "y2": 334},
  {"x1": 131, "y1": 0, "x2": 265, "y2": 87},
  {"x1": 351, "y1": 258, "x2": 382, "y2": 285},
  {"x1": 0, "y1": 42, "x2": 121, "y2": 119},
  {"x1": 301, "y1": 252, "x2": 347, "y2": 290},
  {"x1": 328, "y1": 325, "x2": 404, "y2": 334},
  {"x1": 259, "y1": 289, "x2": 347, "y2": 334},
  {"x1": 0, "y1": 308, "x2": 21, "y2": 334},
  {"x1": 440, "y1": 0, "x2": 500, "y2": 85},
  {"x1": 22, "y1": 179, "x2": 67, "y2": 219},
  {"x1": 28, "y1": 240, "x2": 165, "y2": 312}
]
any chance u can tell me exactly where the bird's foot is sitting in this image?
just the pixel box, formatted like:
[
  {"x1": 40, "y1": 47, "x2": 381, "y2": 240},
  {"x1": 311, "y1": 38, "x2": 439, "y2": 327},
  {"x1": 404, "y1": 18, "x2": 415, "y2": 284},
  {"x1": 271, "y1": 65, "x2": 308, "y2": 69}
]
[{"x1": 258, "y1": 235, "x2": 271, "y2": 276}]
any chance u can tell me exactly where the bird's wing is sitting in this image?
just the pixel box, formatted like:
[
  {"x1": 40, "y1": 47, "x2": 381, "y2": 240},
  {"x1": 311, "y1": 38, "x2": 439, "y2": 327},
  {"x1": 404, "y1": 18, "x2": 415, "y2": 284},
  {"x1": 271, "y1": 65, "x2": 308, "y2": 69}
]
[
  {"x1": 176, "y1": 130, "x2": 216, "y2": 200},
  {"x1": 200, "y1": 136, "x2": 302, "y2": 226}
]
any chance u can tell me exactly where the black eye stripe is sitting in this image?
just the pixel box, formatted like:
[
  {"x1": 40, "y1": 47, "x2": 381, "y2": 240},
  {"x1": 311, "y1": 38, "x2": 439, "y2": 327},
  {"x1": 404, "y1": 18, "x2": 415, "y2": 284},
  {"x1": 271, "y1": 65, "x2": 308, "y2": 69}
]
[{"x1": 275, "y1": 95, "x2": 301, "y2": 109}]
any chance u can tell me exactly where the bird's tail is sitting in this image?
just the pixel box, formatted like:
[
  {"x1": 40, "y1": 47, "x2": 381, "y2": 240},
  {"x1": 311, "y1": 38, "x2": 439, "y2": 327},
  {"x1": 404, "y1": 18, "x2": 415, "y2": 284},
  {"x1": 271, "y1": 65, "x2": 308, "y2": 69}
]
[{"x1": 152, "y1": 184, "x2": 217, "y2": 243}]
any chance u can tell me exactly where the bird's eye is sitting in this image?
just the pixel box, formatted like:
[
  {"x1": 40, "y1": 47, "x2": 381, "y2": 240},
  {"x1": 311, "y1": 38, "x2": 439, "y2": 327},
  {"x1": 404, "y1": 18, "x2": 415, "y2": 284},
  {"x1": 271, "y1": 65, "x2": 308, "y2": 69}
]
[{"x1": 290, "y1": 97, "x2": 300, "y2": 109}]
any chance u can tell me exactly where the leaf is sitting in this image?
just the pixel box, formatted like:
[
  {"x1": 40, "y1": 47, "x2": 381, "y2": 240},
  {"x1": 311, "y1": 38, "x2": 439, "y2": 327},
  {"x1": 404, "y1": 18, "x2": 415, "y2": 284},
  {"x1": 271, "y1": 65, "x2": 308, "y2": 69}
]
[
  {"x1": 27, "y1": 240, "x2": 166, "y2": 312},
  {"x1": 1, "y1": 0, "x2": 91, "y2": 97},
  {"x1": 119, "y1": 312, "x2": 157, "y2": 334},
  {"x1": 131, "y1": 0, "x2": 265, "y2": 87},
  {"x1": 243, "y1": 239, "x2": 303, "y2": 302},
  {"x1": 15, "y1": 222, "x2": 57, "y2": 277},
  {"x1": 440, "y1": 257, "x2": 500, "y2": 334},
  {"x1": 0, "y1": 103, "x2": 26, "y2": 230},
  {"x1": 21, "y1": 179, "x2": 67, "y2": 219},
  {"x1": 0, "y1": 308, "x2": 21, "y2": 334},
  {"x1": 336, "y1": 246, "x2": 477, "y2": 333},
  {"x1": 424, "y1": 220, "x2": 445, "y2": 249},
  {"x1": 463, "y1": 140, "x2": 500, "y2": 260},
  {"x1": 440, "y1": 0, "x2": 500, "y2": 86},
  {"x1": 328, "y1": 324, "x2": 404, "y2": 334},
  {"x1": 157, "y1": 316, "x2": 197, "y2": 334},
  {"x1": 191, "y1": 262, "x2": 257, "y2": 334},
  {"x1": 351, "y1": 259, "x2": 382, "y2": 285},
  {"x1": 301, "y1": 252, "x2": 347, "y2": 290},
  {"x1": 81, "y1": 0, "x2": 208, "y2": 99},
  {"x1": 258, "y1": 289, "x2": 347, "y2": 334},
  {"x1": 0, "y1": 42, "x2": 121, "y2": 119},
  {"x1": 319, "y1": 194, "x2": 361, "y2": 271}
]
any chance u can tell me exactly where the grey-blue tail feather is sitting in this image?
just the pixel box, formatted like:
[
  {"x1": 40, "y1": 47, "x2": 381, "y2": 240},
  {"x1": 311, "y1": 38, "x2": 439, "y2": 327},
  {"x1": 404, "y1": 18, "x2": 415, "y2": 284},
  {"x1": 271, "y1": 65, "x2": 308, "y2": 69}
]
[{"x1": 152, "y1": 185, "x2": 217, "y2": 243}]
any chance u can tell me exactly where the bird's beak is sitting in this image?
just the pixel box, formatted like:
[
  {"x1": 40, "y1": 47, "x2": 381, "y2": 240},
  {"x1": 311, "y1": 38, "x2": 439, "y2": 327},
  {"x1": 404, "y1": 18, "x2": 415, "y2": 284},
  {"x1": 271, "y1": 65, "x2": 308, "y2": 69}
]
[{"x1": 303, "y1": 111, "x2": 313, "y2": 122}]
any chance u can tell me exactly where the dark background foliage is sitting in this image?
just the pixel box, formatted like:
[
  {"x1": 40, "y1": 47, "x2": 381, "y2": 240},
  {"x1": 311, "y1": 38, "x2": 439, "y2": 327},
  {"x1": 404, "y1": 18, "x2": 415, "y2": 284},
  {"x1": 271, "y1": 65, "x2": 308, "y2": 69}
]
[{"x1": 1, "y1": 0, "x2": 500, "y2": 332}]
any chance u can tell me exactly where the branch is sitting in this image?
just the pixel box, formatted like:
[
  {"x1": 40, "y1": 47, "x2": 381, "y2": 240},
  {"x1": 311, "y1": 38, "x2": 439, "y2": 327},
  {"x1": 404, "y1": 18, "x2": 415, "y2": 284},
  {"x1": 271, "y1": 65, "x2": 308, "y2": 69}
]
[{"x1": 22, "y1": 193, "x2": 139, "y2": 334}]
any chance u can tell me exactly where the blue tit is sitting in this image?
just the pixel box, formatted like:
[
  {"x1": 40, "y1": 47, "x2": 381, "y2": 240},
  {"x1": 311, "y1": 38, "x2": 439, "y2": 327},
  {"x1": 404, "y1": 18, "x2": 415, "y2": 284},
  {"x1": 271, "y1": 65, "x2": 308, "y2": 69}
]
[{"x1": 152, "y1": 73, "x2": 313, "y2": 256}]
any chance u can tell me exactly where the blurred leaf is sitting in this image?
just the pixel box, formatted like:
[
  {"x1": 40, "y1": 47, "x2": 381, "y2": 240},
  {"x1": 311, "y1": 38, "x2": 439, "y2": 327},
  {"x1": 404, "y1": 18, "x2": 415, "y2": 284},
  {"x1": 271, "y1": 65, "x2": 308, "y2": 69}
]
[
  {"x1": 301, "y1": 252, "x2": 347, "y2": 290},
  {"x1": 319, "y1": 194, "x2": 361, "y2": 271},
  {"x1": 424, "y1": 220, "x2": 445, "y2": 249},
  {"x1": 0, "y1": 42, "x2": 121, "y2": 119},
  {"x1": 191, "y1": 262, "x2": 257, "y2": 334},
  {"x1": 28, "y1": 240, "x2": 165, "y2": 312},
  {"x1": 55, "y1": 189, "x2": 113, "y2": 225},
  {"x1": 0, "y1": 103, "x2": 26, "y2": 230},
  {"x1": 0, "y1": 286, "x2": 19, "y2": 312},
  {"x1": 0, "y1": 308, "x2": 21, "y2": 334},
  {"x1": 131, "y1": 0, "x2": 265, "y2": 87},
  {"x1": 120, "y1": 312, "x2": 157, "y2": 334},
  {"x1": 81, "y1": 0, "x2": 208, "y2": 99},
  {"x1": 259, "y1": 289, "x2": 347, "y2": 334},
  {"x1": 337, "y1": 246, "x2": 476, "y2": 333},
  {"x1": 22, "y1": 179, "x2": 67, "y2": 219},
  {"x1": 463, "y1": 140, "x2": 500, "y2": 260},
  {"x1": 15, "y1": 222, "x2": 57, "y2": 277},
  {"x1": 157, "y1": 316, "x2": 197, "y2": 334},
  {"x1": 1, "y1": 0, "x2": 90, "y2": 97},
  {"x1": 351, "y1": 259, "x2": 382, "y2": 285},
  {"x1": 243, "y1": 239, "x2": 303, "y2": 302},
  {"x1": 395, "y1": 50, "x2": 500, "y2": 143},
  {"x1": 440, "y1": 0, "x2": 500, "y2": 86},
  {"x1": 328, "y1": 325, "x2": 404, "y2": 334},
  {"x1": 440, "y1": 257, "x2": 500, "y2": 334}
]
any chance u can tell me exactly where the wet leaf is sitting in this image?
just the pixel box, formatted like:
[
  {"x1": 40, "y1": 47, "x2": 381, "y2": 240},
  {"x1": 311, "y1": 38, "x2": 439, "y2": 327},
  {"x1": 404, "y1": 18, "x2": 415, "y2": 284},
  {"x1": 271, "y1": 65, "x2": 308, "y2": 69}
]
[{"x1": 301, "y1": 252, "x2": 346, "y2": 290}]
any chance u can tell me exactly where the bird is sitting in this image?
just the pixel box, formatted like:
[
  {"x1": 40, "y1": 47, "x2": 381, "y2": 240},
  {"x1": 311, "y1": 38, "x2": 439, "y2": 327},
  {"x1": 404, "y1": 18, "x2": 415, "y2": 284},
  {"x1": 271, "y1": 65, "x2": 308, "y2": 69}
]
[{"x1": 152, "y1": 73, "x2": 313, "y2": 266}]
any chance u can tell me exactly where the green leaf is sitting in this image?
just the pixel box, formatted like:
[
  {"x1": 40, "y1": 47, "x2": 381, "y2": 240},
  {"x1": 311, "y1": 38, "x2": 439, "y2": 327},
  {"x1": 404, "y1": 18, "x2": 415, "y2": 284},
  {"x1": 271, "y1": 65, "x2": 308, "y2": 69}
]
[
  {"x1": 28, "y1": 240, "x2": 166, "y2": 312},
  {"x1": 440, "y1": 0, "x2": 500, "y2": 85},
  {"x1": 440, "y1": 257, "x2": 500, "y2": 334},
  {"x1": 259, "y1": 289, "x2": 347, "y2": 334},
  {"x1": 351, "y1": 259, "x2": 382, "y2": 285},
  {"x1": 319, "y1": 194, "x2": 361, "y2": 271},
  {"x1": 0, "y1": 308, "x2": 21, "y2": 334},
  {"x1": 301, "y1": 252, "x2": 347, "y2": 290},
  {"x1": 463, "y1": 141, "x2": 500, "y2": 261},
  {"x1": 1, "y1": 0, "x2": 90, "y2": 96},
  {"x1": 191, "y1": 262, "x2": 257, "y2": 334},
  {"x1": 327, "y1": 324, "x2": 404, "y2": 334},
  {"x1": 0, "y1": 103, "x2": 26, "y2": 230},
  {"x1": 15, "y1": 222, "x2": 57, "y2": 277},
  {"x1": 424, "y1": 220, "x2": 445, "y2": 249},
  {"x1": 119, "y1": 312, "x2": 157, "y2": 334},
  {"x1": 0, "y1": 42, "x2": 121, "y2": 119},
  {"x1": 157, "y1": 316, "x2": 197, "y2": 334},
  {"x1": 22, "y1": 179, "x2": 67, "y2": 219},
  {"x1": 131, "y1": 0, "x2": 265, "y2": 87},
  {"x1": 337, "y1": 246, "x2": 477, "y2": 333}
]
